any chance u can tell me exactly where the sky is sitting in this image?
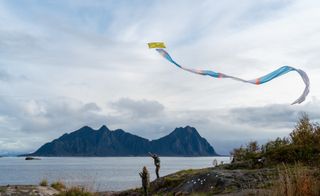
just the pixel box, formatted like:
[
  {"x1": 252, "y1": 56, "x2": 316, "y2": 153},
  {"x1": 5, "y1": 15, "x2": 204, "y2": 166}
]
[{"x1": 1, "y1": 0, "x2": 320, "y2": 155}]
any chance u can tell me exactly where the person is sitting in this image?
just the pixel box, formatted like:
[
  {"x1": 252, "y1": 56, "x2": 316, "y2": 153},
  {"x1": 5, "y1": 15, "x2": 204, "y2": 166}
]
[
  {"x1": 139, "y1": 166, "x2": 150, "y2": 196},
  {"x1": 148, "y1": 152, "x2": 160, "y2": 179}
]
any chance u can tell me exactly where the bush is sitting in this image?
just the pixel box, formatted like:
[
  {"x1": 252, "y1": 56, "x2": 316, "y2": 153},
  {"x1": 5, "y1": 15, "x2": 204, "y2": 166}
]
[
  {"x1": 230, "y1": 140, "x2": 263, "y2": 168},
  {"x1": 51, "y1": 181, "x2": 66, "y2": 191},
  {"x1": 231, "y1": 114, "x2": 320, "y2": 166},
  {"x1": 39, "y1": 179, "x2": 48, "y2": 186}
]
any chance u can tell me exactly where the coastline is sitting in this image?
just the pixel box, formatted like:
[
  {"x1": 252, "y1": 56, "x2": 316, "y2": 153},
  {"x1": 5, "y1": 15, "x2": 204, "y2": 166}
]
[
  {"x1": 0, "y1": 156, "x2": 230, "y2": 192},
  {"x1": 2, "y1": 163, "x2": 319, "y2": 195},
  {"x1": 0, "y1": 164, "x2": 278, "y2": 196}
]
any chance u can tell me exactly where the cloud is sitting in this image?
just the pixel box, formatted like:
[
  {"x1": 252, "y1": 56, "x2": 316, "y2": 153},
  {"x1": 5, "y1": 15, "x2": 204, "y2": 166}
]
[
  {"x1": 104, "y1": 97, "x2": 320, "y2": 154},
  {"x1": 0, "y1": 97, "x2": 107, "y2": 154},
  {"x1": 1, "y1": 0, "x2": 319, "y2": 109},
  {"x1": 230, "y1": 98, "x2": 320, "y2": 127},
  {"x1": 0, "y1": 69, "x2": 11, "y2": 82},
  {"x1": 230, "y1": 104, "x2": 299, "y2": 128},
  {"x1": 1, "y1": 95, "x2": 320, "y2": 155},
  {"x1": 0, "y1": 1, "x2": 320, "y2": 155},
  {"x1": 0, "y1": 68, "x2": 28, "y2": 84},
  {"x1": 110, "y1": 97, "x2": 164, "y2": 118}
]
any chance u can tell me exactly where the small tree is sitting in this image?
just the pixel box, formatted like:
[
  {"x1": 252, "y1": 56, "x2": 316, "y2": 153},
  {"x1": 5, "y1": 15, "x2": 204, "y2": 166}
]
[
  {"x1": 231, "y1": 141, "x2": 261, "y2": 163},
  {"x1": 231, "y1": 146, "x2": 247, "y2": 162},
  {"x1": 264, "y1": 113, "x2": 320, "y2": 163},
  {"x1": 290, "y1": 113, "x2": 314, "y2": 146},
  {"x1": 263, "y1": 137, "x2": 289, "y2": 153}
]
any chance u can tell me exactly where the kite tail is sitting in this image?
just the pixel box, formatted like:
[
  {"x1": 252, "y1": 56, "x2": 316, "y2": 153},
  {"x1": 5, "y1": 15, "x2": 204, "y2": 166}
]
[
  {"x1": 155, "y1": 48, "x2": 309, "y2": 104},
  {"x1": 247, "y1": 66, "x2": 310, "y2": 104},
  {"x1": 290, "y1": 69, "x2": 310, "y2": 105}
]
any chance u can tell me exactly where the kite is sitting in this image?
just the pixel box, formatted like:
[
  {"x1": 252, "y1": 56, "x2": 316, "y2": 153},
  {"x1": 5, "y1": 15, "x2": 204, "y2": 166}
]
[
  {"x1": 148, "y1": 42, "x2": 310, "y2": 104},
  {"x1": 148, "y1": 42, "x2": 166, "y2": 49}
]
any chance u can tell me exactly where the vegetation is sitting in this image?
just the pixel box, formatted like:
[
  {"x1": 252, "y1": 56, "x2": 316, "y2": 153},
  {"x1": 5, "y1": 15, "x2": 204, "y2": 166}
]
[
  {"x1": 231, "y1": 113, "x2": 320, "y2": 166},
  {"x1": 39, "y1": 179, "x2": 48, "y2": 186},
  {"x1": 51, "y1": 181, "x2": 66, "y2": 191},
  {"x1": 271, "y1": 164, "x2": 320, "y2": 196},
  {"x1": 50, "y1": 181, "x2": 93, "y2": 196},
  {"x1": 57, "y1": 186, "x2": 94, "y2": 196},
  {"x1": 229, "y1": 113, "x2": 320, "y2": 196}
]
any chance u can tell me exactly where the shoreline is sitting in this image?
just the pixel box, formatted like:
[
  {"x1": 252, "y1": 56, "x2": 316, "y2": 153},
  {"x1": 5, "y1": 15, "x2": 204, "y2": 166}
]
[
  {"x1": 0, "y1": 156, "x2": 231, "y2": 193},
  {"x1": 0, "y1": 164, "x2": 278, "y2": 195},
  {"x1": 2, "y1": 163, "x2": 319, "y2": 195},
  {"x1": 11, "y1": 155, "x2": 227, "y2": 158}
]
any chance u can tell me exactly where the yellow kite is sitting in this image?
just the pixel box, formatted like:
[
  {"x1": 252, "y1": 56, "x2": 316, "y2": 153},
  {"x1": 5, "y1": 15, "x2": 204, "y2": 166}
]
[{"x1": 148, "y1": 42, "x2": 166, "y2": 49}]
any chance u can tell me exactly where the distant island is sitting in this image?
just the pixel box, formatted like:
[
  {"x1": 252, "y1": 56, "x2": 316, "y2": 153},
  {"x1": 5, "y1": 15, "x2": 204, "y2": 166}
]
[{"x1": 25, "y1": 125, "x2": 218, "y2": 157}]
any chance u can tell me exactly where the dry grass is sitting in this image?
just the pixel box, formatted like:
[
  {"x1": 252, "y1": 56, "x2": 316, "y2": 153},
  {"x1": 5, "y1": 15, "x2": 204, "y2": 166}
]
[
  {"x1": 51, "y1": 181, "x2": 67, "y2": 191},
  {"x1": 49, "y1": 180, "x2": 95, "y2": 195},
  {"x1": 271, "y1": 164, "x2": 320, "y2": 196},
  {"x1": 57, "y1": 186, "x2": 94, "y2": 196},
  {"x1": 39, "y1": 179, "x2": 48, "y2": 186}
]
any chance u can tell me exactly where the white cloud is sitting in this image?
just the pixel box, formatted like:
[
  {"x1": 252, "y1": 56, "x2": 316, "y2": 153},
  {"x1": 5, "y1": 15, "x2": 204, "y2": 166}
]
[
  {"x1": 0, "y1": 69, "x2": 11, "y2": 81},
  {"x1": 0, "y1": 0, "x2": 320, "y2": 154}
]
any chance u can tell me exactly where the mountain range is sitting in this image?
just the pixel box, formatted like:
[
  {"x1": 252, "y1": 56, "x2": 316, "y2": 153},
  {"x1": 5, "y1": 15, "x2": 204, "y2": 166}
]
[{"x1": 27, "y1": 125, "x2": 218, "y2": 156}]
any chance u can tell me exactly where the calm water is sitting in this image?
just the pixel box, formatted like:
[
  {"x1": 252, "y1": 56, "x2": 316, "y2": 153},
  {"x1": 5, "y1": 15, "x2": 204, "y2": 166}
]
[{"x1": 0, "y1": 157, "x2": 230, "y2": 191}]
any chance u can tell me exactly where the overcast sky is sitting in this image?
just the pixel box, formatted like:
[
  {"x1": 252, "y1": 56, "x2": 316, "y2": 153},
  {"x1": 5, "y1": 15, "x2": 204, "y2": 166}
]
[{"x1": 1, "y1": 0, "x2": 320, "y2": 155}]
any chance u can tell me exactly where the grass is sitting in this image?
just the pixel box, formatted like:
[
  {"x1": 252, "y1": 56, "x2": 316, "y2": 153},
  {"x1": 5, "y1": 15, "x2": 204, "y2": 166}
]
[
  {"x1": 270, "y1": 164, "x2": 320, "y2": 196},
  {"x1": 175, "y1": 168, "x2": 198, "y2": 176},
  {"x1": 162, "y1": 176, "x2": 182, "y2": 188},
  {"x1": 39, "y1": 179, "x2": 48, "y2": 186},
  {"x1": 51, "y1": 181, "x2": 66, "y2": 191},
  {"x1": 57, "y1": 186, "x2": 94, "y2": 196},
  {"x1": 49, "y1": 180, "x2": 94, "y2": 196}
]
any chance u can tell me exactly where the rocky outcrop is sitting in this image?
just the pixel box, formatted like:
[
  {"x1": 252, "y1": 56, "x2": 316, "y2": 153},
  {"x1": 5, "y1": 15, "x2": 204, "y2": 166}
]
[
  {"x1": 0, "y1": 185, "x2": 59, "y2": 196},
  {"x1": 111, "y1": 166, "x2": 277, "y2": 196}
]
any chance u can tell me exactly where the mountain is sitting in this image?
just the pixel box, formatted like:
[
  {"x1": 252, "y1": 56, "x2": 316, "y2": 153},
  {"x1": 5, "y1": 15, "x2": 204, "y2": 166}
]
[
  {"x1": 27, "y1": 125, "x2": 218, "y2": 157},
  {"x1": 150, "y1": 126, "x2": 216, "y2": 156}
]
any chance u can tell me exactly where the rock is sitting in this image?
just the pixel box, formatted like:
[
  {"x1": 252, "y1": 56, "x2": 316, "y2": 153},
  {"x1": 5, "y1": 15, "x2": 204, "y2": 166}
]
[
  {"x1": 25, "y1": 157, "x2": 41, "y2": 160},
  {"x1": 113, "y1": 166, "x2": 277, "y2": 196},
  {"x1": 0, "y1": 185, "x2": 59, "y2": 196}
]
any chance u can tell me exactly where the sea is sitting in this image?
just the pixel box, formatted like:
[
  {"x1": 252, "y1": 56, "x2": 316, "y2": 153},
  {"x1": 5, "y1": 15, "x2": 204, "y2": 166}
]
[{"x1": 0, "y1": 156, "x2": 230, "y2": 191}]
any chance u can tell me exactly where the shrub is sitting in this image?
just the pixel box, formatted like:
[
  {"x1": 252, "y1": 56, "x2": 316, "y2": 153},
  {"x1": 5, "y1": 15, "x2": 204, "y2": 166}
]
[
  {"x1": 231, "y1": 114, "x2": 320, "y2": 166},
  {"x1": 39, "y1": 179, "x2": 48, "y2": 186},
  {"x1": 290, "y1": 113, "x2": 314, "y2": 146},
  {"x1": 51, "y1": 181, "x2": 66, "y2": 191},
  {"x1": 230, "y1": 141, "x2": 262, "y2": 167}
]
